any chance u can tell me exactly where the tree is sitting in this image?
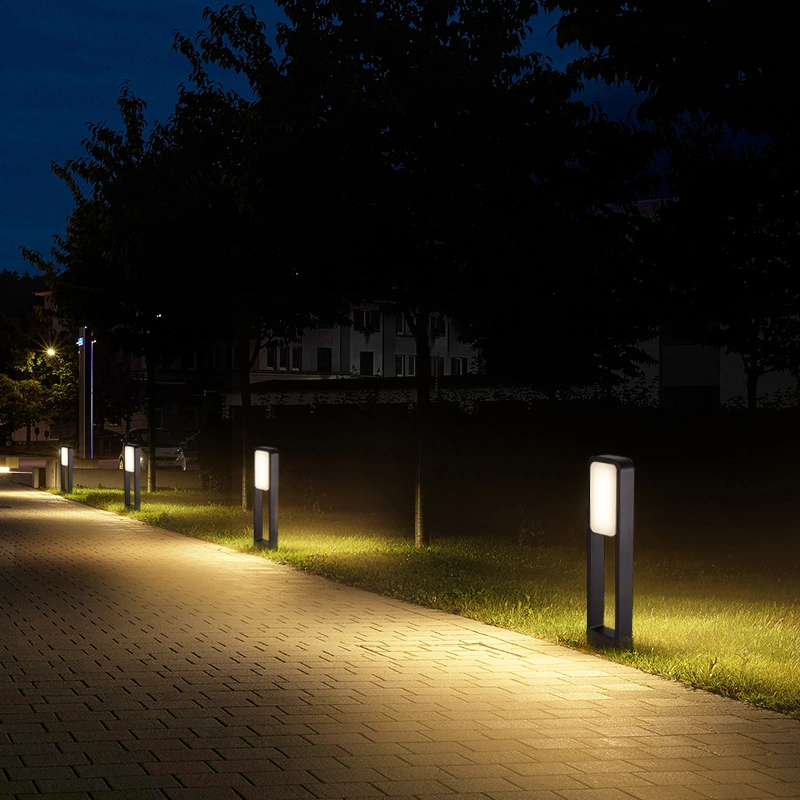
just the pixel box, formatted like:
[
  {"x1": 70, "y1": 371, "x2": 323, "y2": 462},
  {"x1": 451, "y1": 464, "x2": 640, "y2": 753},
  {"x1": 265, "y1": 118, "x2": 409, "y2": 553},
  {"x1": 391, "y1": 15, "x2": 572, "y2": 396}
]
[
  {"x1": 22, "y1": 83, "x2": 210, "y2": 487},
  {"x1": 648, "y1": 130, "x2": 800, "y2": 409},
  {"x1": 24, "y1": 76, "x2": 352, "y2": 493},
  {"x1": 0, "y1": 269, "x2": 48, "y2": 377},
  {"x1": 174, "y1": 0, "x2": 650, "y2": 543},
  {"x1": 14, "y1": 346, "x2": 78, "y2": 442},
  {"x1": 542, "y1": 1, "x2": 800, "y2": 408},
  {"x1": 541, "y1": 0, "x2": 800, "y2": 152}
]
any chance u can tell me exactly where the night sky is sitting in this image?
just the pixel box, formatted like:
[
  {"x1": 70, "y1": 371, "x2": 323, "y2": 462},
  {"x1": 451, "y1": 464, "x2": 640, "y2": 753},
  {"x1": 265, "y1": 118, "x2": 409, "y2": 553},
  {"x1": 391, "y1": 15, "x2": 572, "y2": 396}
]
[{"x1": 3, "y1": 1, "x2": 627, "y2": 278}]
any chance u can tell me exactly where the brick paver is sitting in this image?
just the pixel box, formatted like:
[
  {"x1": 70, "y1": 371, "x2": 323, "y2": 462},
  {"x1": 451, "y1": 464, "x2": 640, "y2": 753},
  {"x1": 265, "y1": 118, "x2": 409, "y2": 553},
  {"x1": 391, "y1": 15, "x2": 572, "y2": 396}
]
[{"x1": 1, "y1": 477, "x2": 799, "y2": 799}]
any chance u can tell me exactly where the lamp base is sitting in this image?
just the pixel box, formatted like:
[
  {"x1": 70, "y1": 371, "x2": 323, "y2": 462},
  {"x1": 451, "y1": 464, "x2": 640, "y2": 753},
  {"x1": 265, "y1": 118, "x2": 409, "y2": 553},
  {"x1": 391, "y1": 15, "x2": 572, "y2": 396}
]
[{"x1": 588, "y1": 624, "x2": 632, "y2": 649}]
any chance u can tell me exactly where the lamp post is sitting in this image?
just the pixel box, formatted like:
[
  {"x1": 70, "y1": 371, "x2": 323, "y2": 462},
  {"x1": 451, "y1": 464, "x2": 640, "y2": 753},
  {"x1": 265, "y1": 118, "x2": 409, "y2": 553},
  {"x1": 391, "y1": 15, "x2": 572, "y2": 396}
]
[
  {"x1": 587, "y1": 454, "x2": 634, "y2": 648},
  {"x1": 59, "y1": 445, "x2": 73, "y2": 494},
  {"x1": 124, "y1": 444, "x2": 141, "y2": 511},
  {"x1": 77, "y1": 326, "x2": 94, "y2": 460},
  {"x1": 254, "y1": 446, "x2": 279, "y2": 549}
]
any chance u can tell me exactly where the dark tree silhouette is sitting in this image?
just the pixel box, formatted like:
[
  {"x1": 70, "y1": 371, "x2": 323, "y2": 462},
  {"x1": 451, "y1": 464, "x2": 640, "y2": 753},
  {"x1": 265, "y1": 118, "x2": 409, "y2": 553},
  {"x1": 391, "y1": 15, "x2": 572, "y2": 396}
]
[
  {"x1": 542, "y1": 1, "x2": 800, "y2": 408},
  {"x1": 647, "y1": 128, "x2": 800, "y2": 409},
  {"x1": 542, "y1": 0, "x2": 800, "y2": 150},
  {"x1": 174, "y1": 0, "x2": 650, "y2": 544}
]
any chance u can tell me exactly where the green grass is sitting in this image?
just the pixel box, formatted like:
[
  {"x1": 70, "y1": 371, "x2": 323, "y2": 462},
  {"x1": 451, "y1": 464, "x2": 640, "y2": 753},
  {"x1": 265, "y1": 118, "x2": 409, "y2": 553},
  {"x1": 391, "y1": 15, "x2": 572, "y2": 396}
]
[{"x1": 58, "y1": 486, "x2": 800, "y2": 718}]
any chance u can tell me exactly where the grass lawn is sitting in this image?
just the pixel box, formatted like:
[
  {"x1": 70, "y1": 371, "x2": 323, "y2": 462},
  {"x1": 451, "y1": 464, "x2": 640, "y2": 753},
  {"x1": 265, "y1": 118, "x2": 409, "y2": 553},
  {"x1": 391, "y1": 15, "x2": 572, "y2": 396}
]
[{"x1": 59, "y1": 485, "x2": 800, "y2": 719}]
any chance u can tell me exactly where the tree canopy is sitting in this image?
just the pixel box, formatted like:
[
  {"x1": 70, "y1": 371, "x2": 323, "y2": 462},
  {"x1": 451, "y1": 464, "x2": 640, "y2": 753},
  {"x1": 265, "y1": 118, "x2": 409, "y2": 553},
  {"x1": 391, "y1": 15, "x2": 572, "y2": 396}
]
[{"x1": 540, "y1": 0, "x2": 800, "y2": 406}]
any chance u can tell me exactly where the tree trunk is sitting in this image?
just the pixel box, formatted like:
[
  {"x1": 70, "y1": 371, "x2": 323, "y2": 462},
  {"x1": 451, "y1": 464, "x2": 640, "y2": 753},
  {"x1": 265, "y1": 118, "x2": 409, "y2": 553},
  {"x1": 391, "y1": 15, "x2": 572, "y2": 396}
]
[
  {"x1": 234, "y1": 296, "x2": 255, "y2": 510},
  {"x1": 746, "y1": 369, "x2": 759, "y2": 411},
  {"x1": 236, "y1": 333, "x2": 253, "y2": 511},
  {"x1": 413, "y1": 307, "x2": 432, "y2": 548},
  {"x1": 146, "y1": 356, "x2": 157, "y2": 492}
]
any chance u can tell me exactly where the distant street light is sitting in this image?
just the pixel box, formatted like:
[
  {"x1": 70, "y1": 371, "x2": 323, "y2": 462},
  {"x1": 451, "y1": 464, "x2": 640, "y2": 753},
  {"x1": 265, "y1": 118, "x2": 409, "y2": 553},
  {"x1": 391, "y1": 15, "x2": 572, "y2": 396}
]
[
  {"x1": 587, "y1": 455, "x2": 634, "y2": 648},
  {"x1": 254, "y1": 447, "x2": 279, "y2": 550}
]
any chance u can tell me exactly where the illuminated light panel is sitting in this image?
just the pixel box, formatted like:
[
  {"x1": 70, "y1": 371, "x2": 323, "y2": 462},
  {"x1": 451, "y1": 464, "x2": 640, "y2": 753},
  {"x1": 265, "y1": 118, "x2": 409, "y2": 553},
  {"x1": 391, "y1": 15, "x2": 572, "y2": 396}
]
[
  {"x1": 0, "y1": 467, "x2": 9, "y2": 473},
  {"x1": 60, "y1": 446, "x2": 70, "y2": 466},
  {"x1": 254, "y1": 449, "x2": 270, "y2": 491},
  {"x1": 124, "y1": 445, "x2": 137, "y2": 473},
  {"x1": 590, "y1": 460, "x2": 617, "y2": 537}
]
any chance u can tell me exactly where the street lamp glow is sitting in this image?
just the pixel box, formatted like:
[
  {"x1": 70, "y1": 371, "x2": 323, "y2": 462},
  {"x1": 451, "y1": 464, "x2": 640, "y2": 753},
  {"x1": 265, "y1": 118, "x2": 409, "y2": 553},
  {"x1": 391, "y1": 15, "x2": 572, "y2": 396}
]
[
  {"x1": 589, "y1": 460, "x2": 618, "y2": 537},
  {"x1": 46, "y1": 348, "x2": 56, "y2": 356},
  {"x1": 60, "y1": 446, "x2": 70, "y2": 467}
]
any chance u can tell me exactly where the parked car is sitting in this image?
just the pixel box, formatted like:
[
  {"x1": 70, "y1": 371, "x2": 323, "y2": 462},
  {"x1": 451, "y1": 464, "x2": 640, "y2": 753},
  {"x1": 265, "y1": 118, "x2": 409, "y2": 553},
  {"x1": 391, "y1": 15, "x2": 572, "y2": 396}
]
[{"x1": 117, "y1": 428, "x2": 187, "y2": 471}]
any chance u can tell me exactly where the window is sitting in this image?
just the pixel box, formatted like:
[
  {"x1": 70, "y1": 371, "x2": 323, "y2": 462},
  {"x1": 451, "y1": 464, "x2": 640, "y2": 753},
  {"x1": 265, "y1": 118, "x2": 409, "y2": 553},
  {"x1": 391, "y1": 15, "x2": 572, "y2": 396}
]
[
  {"x1": 279, "y1": 345, "x2": 289, "y2": 370},
  {"x1": 451, "y1": 357, "x2": 467, "y2": 376},
  {"x1": 266, "y1": 346, "x2": 276, "y2": 370},
  {"x1": 430, "y1": 314, "x2": 446, "y2": 338},
  {"x1": 408, "y1": 355, "x2": 416, "y2": 377},
  {"x1": 430, "y1": 356, "x2": 444, "y2": 377},
  {"x1": 354, "y1": 309, "x2": 381, "y2": 333},
  {"x1": 359, "y1": 351, "x2": 374, "y2": 376},
  {"x1": 291, "y1": 346, "x2": 302, "y2": 371},
  {"x1": 395, "y1": 354, "x2": 404, "y2": 376},
  {"x1": 317, "y1": 347, "x2": 332, "y2": 373},
  {"x1": 396, "y1": 314, "x2": 415, "y2": 336}
]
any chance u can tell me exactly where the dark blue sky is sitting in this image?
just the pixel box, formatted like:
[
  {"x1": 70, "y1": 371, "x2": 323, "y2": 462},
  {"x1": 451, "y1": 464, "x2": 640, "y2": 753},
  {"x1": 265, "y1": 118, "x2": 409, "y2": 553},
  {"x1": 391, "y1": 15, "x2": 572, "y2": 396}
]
[{"x1": 3, "y1": 1, "x2": 631, "y2": 277}]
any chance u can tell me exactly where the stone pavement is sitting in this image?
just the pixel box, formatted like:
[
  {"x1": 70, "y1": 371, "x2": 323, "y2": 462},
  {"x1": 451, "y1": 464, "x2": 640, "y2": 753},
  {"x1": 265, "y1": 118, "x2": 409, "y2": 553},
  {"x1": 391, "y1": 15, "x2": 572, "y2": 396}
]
[{"x1": 1, "y1": 478, "x2": 799, "y2": 800}]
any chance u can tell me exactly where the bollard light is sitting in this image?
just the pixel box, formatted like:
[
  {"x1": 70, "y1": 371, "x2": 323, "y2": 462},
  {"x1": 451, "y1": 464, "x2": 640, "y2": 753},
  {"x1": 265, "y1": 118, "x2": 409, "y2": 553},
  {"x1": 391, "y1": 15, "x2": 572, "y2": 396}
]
[
  {"x1": 59, "y1": 445, "x2": 73, "y2": 494},
  {"x1": 124, "y1": 444, "x2": 141, "y2": 511},
  {"x1": 587, "y1": 454, "x2": 634, "y2": 648},
  {"x1": 254, "y1": 446, "x2": 279, "y2": 549}
]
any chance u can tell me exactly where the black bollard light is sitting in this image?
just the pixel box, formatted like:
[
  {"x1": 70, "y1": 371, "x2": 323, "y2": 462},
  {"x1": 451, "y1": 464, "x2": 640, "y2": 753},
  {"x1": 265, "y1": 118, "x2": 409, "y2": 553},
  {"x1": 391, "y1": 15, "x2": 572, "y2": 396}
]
[
  {"x1": 254, "y1": 446, "x2": 279, "y2": 550},
  {"x1": 587, "y1": 454, "x2": 634, "y2": 648},
  {"x1": 60, "y1": 445, "x2": 73, "y2": 494},
  {"x1": 124, "y1": 444, "x2": 141, "y2": 511}
]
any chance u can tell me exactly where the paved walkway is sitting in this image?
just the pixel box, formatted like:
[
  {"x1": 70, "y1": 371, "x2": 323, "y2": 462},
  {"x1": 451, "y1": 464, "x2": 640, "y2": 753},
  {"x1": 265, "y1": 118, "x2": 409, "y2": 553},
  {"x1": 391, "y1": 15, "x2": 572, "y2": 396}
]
[{"x1": 1, "y1": 478, "x2": 799, "y2": 800}]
